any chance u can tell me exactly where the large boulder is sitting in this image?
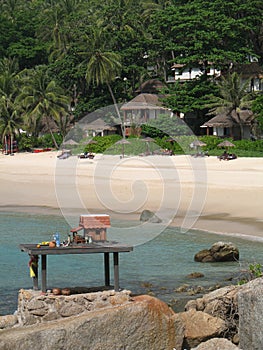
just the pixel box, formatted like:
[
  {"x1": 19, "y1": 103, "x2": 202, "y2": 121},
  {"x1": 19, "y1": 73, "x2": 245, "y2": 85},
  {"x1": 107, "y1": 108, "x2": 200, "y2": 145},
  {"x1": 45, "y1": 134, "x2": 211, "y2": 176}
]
[
  {"x1": 238, "y1": 277, "x2": 263, "y2": 350},
  {"x1": 185, "y1": 285, "x2": 240, "y2": 342},
  {"x1": 178, "y1": 309, "x2": 227, "y2": 349},
  {"x1": 140, "y1": 209, "x2": 162, "y2": 223},
  {"x1": 194, "y1": 242, "x2": 239, "y2": 262},
  {"x1": 0, "y1": 294, "x2": 184, "y2": 350}
]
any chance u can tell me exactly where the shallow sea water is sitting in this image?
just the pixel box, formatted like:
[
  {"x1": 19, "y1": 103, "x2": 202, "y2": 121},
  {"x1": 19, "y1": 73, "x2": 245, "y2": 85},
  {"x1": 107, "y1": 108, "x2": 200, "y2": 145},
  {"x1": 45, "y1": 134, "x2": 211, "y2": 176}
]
[{"x1": 1, "y1": 211, "x2": 263, "y2": 315}]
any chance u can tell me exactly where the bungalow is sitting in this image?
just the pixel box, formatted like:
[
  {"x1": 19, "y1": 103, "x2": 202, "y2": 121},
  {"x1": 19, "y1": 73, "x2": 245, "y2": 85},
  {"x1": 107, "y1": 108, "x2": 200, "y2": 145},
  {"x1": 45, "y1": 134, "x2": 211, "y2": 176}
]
[
  {"x1": 167, "y1": 63, "x2": 221, "y2": 83},
  {"x1": 201, "y1": 109, "x2": 255, "y2": 140},
  {"x1": 120, "y1": 93, "x2": 172, "y2": 136},
  {"x1": 80, "y1": 117, "x2": 118, "y2": 137}
]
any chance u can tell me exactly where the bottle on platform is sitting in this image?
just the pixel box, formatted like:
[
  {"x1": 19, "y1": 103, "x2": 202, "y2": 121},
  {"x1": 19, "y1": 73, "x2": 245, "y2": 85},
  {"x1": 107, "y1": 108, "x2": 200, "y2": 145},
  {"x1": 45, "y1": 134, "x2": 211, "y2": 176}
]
[{"x1": 54, "y1": 232, "x2": 60, "y2": 247}]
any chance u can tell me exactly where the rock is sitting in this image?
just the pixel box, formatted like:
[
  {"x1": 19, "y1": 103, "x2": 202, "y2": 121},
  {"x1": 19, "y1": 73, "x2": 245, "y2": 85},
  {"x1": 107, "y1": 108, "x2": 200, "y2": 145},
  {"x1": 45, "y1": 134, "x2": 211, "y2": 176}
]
[
  {"x1": 0, "y1": 295, "x2": 184, "y2": 350},
  {"x1": 0, "y1": 315, "x2": 18, "y2": 329},
  {"x1": 193, "y1": 337, "x2": 239, "y2": 349},
  {"x1": 194, "y1": 242, "x2": 239, "y2": 262},
  {"x1": 140, "y1": 209, "x2": 162, "y2": 223},
  {"x1": 238, "y1": 277, "x2": 263, "y2": 350},
  {"x1": 178, "y1": 309, "x2": 227, "y2": 349},
  {"x1": 16, "y1": 289, "x2": 132, "y2": 326},
  {"x1": 187, "y1": 272, "x2": 204, "y2": 279},
  {"x1": 185, "y1": 285, "x2": 240, "y2": 342}
]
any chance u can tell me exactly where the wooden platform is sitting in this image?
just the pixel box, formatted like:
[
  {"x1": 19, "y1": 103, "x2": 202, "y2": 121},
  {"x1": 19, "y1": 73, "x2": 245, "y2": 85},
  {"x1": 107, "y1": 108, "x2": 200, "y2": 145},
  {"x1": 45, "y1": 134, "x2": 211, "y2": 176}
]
[{"x1": 20, "y1": 242, "x2": 133, "y2": 293}]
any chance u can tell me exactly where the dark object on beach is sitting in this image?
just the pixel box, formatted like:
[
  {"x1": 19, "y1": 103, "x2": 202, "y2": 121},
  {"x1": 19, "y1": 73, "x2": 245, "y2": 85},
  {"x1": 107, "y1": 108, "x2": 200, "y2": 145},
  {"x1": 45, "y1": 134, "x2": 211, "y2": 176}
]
[
  {"x1": 194, "y1": 241, "x2": 239, "y2": 263},
  {"x1": 140, "y1": 210, "x2": 162, "y2": 223},
  {"x1": 78, "y1": 152, "x2": 95, "y2": 159},
  {"x1": 218, "y1": 151, "x2": 237, "y2": 161},
  {"x1": 57, "y1": 150, "x2": 71, "y2": 159}
]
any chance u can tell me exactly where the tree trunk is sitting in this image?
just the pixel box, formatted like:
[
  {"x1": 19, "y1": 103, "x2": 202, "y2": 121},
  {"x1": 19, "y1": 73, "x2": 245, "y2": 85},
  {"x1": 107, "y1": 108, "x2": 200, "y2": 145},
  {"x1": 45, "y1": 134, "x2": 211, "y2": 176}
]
[
  {"x1": 45, "y1": 115, "x2": 59, "y2": 149},
  {"x1": 106, "y1": 82, "x2": 125, "y2": 138},
  {"x1": 10, "y1": 134, "x2": 13, "y2": 154},
  {"x1": 236, "y1": 111, "x2": 244, "y2": 140}
]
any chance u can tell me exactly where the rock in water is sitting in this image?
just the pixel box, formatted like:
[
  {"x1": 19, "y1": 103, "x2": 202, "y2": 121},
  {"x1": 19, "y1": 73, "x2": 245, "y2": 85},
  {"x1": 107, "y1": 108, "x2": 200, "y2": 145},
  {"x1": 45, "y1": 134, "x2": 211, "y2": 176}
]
[
  {"x1": 140, "y1": 209, "x2": 162, "y2": 223},
  {"x1": 194, "y1": 241, "x2": 239, "y2": 262}
]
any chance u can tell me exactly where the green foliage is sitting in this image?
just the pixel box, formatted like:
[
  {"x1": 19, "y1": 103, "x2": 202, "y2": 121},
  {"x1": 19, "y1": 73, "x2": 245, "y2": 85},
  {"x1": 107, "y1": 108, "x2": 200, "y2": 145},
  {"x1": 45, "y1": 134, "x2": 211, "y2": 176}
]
[
  {"x1": 17, "y1": 134, "x2": 38, "y2": 151},
  {"x1": 0, "y1": 0, "x2": 263, "y2": 145},
  {"x1": 252, "y1": 94, "x2": 263, "y2": 134},
  {"x1": 17, "y1": 133, "x2": 63, "y2": 151},
  {"x1": 38, "y1": 133, "x2": 63, "y2": 148},
  {"x1": 83, "y1": 135, "x2": 122, "y2": 154},
  {"x1": 238, "y1": 263, "x2": 263, "y2": 285}
]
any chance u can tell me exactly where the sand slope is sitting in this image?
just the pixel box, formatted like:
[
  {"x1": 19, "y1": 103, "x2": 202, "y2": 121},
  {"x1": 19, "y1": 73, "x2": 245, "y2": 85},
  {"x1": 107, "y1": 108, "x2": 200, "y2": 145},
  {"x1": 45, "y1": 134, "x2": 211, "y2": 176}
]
[{"x1": 1, "y1": 151, "x2": 263, "y2": 240}]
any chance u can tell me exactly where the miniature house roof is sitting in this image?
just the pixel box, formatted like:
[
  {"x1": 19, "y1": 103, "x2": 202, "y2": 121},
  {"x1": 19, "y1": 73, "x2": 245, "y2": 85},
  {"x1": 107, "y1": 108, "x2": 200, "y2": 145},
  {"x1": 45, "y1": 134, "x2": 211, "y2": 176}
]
[{"x1": 71, "y1": 214, "x2": 111, "y2": 232}]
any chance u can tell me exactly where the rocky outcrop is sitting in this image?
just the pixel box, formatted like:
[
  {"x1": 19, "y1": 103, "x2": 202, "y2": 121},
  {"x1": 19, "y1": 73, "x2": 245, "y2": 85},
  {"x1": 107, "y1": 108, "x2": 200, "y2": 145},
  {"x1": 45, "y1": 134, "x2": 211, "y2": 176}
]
[
  {"x1": 0, "y1": 293, "x2": 184, "y2": 350},
  {"x1": 140, "y1": 209, "x2": 162, "y2": 223},
  {"x1": 185, "y1": 285, "x2": 240, "y2": 342},
  {"x1": 178, "y1": 309, "x2": 227, "y2": 349},
  {"x1": 2, "y1": 277, "x2": 263, "y2": 349},
  {"x1": 193, "y1": 337, "x2": 239, "y2": 349},
  {"x1": 16, "y1": 288, "x2": 132, "y2": 326},
  {"x1": 0, "y1": 315, "x2": 18, "y2": 329},
  {"x1": 238, "y1": 277, "x2": 263, "y2": 350},
  {"x1": 194, "y1": 241, "x2": 239, "y2": 262}
]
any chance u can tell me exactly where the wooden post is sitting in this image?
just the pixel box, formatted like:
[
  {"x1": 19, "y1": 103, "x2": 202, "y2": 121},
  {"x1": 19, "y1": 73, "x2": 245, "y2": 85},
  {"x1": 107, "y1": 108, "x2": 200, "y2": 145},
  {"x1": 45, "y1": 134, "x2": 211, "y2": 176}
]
[
  {"x1": 104, "y1": 252, "x2": 110, "y2": 286},
  {"x1": 113, "y1": 252, "x2": 119, "y2": 291},
  {"x1": 41, "y1": 255, "x2": 47, "y2": 293},
  {"x1": 32, "y1": 255, "x2": 39, "y2": 291}
]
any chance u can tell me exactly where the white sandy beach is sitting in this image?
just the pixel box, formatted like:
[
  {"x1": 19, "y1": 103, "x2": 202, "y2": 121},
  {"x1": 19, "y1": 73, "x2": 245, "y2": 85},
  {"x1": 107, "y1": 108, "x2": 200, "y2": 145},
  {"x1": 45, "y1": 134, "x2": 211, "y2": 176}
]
[{"x1": 0, "y1": 151, "x2": 263, "y2": 240}]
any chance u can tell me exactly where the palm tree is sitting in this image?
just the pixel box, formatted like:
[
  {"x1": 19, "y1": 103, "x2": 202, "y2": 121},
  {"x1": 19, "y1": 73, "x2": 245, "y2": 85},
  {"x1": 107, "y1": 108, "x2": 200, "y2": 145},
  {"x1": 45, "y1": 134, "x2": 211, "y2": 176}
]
[
  {"x1": 18, "y1": 66, "x2": 70, "y2": 149},
  {"x1": 81, "y1": 27, "x2": 125, "y2": 136},
  {"x1": 0, "y1": 97, "x2": 22, "y2": 154},
  {"x1": 0, "y1": 57, "x2": 22, "y2": 153},
  {"x1": 207, "y1": 72, "x2": 254, "y2": 139}
]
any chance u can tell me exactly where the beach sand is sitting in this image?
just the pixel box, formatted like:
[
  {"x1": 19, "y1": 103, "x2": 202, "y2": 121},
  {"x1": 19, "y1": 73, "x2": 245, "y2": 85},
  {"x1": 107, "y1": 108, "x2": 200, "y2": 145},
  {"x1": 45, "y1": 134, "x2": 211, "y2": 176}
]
[{"x1": 0, "y1": 151, "x2": 263, "y2": 241}]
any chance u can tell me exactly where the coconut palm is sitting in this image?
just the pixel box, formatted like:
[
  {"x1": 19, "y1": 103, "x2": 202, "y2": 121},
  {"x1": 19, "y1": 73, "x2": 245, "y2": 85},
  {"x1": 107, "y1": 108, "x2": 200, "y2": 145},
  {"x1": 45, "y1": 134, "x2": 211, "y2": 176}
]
[
  {"x1": 207, "y1": 72, "x2": 254, "y2": 139},
  {"x1": 18, "y1": 66, "x2": 70, "y2": 148},
  {"x1": 0, "y1": 97, "x2": 22, "y2": 153},
  {"x1": 81, "y1": 27, "x2": 125, "y2": 136},
  {"x1": 0, "y1": 57, "x2": 22, "y2": 153}
]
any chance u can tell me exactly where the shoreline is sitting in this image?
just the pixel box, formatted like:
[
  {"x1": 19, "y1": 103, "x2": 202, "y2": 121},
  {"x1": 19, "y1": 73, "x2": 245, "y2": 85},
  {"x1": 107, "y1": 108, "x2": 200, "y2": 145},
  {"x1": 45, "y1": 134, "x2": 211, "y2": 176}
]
[
  {"x1": 1, "y1": 203, "x2": 263, "y2": 243},
  {"x1": 1, "y1": 151, "x2": 263, "y2": 243}
]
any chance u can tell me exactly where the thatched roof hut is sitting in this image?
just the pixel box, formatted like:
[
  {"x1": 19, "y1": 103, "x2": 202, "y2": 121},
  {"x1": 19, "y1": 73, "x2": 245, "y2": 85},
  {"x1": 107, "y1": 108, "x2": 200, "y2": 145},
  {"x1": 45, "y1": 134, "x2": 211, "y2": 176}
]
[
  {"x1": 201, "y1": 109, "x2": 255, "y2": 139},
  {"x1": 121, "y1": 93, "x2": 165, "y2": 111}
]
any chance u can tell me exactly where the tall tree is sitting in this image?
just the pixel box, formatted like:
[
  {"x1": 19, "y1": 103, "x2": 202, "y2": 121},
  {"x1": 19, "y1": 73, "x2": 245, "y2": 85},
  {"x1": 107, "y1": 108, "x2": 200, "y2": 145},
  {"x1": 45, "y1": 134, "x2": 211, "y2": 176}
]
[
  {"x1": 18, "y1": 66, "x2": 70, "y2": 148},
  {"x1": 80, "y1": 27, "x2": 124, "y2": 135},
  {"x1": 206, "y1": 72, "x2": 254, "y2": 139},
  {"x1": 0, "y1": 57, "x2": 22, "y2": 153}
]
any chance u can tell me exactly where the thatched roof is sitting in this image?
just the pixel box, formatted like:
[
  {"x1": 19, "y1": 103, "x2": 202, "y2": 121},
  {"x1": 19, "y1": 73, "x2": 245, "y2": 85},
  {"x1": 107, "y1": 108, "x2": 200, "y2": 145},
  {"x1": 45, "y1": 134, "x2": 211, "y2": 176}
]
[
  {"x1": 120, "y1": 93, "x2": 167, "y2": 111},
  {"x1": 202, "y1": 110, "x2": 254, "y2": 128},
  {"x1": 135, "y1": 79, "x2": 166, "y2": 93},
  {"x1": 233, "y1": 62, "x2": 263, "y2": 79},
  {"x1": 82, "y1": 118, "x2": 117, "y2": 131}
]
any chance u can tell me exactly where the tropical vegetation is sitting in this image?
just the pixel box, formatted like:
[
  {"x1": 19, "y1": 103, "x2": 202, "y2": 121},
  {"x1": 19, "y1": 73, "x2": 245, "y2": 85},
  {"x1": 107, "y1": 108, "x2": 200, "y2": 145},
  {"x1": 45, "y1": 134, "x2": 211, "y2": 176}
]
[{"x1": 0, "y1": 0, "x2": 263, "y2": 153}]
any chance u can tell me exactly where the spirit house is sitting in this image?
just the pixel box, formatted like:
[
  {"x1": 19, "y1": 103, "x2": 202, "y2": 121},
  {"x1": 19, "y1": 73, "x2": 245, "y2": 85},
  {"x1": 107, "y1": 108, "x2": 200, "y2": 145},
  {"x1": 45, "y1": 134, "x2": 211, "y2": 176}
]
[{"x1": 71, "y1": 214, "x2": 111, "y2": 242}]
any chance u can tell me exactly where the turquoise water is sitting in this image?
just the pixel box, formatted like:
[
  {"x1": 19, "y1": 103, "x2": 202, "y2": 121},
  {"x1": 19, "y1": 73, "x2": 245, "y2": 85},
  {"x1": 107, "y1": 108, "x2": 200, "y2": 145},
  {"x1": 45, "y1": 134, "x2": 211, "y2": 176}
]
[{"x1": 1, "y1": 211, "x2": 263, "y2": 315}]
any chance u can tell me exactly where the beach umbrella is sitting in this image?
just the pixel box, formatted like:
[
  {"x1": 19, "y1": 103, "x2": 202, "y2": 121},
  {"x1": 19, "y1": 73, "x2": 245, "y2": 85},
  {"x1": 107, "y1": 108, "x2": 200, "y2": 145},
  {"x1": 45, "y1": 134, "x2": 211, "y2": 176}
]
[
  {"x1": 83, "y1": 139, "x2": 98, "y2": 145},
  {"x1": 217, "y1": 140, "x2": 235, "y2": 148},
  {"x1": 141, "y1": 137, "x2": 155, "y2": 153},
  {"x1": 116, "y1": 138, "x2": 131, "y2": 158},
  {"x1": 62, "y1": 139, "x2": 79, "y2": 146},
  {"x1": 191, "y1": 140, "x2": 207, "y2": 147}
]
